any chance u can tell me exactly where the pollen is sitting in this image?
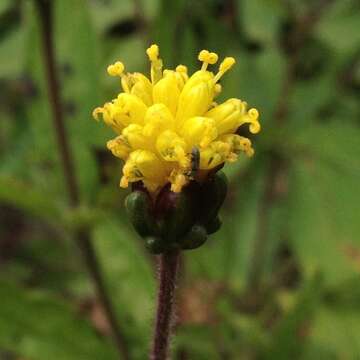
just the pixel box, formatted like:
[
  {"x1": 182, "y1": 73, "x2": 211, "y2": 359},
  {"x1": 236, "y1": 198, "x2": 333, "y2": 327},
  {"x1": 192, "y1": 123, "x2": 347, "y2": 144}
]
[{"x1": 93, "y1": 44, "x2": 261, "y2": 194}]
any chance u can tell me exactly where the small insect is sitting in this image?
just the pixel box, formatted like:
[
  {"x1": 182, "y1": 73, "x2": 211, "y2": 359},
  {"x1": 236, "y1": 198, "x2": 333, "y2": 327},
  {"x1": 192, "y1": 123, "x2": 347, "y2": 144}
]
[{"x1": 190, "y1": 146, "x2": 200, "y2": 178}]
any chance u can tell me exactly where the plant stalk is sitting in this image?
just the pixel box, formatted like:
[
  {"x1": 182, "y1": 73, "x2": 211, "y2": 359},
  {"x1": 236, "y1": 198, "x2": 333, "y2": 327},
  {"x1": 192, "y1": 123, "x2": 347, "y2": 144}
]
[
  {"x1": 35, "y1": 1, "x2": 129, "y2": 358},
  {"x1": 151, "y1": 250, "x2": 180, "y2": 360}
]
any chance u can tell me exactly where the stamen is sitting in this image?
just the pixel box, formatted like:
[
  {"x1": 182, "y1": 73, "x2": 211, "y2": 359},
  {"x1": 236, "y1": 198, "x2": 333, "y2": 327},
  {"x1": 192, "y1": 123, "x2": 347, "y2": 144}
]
[
  {"x1": 176, "y1": 65, "x2": 187, "y2": 73},
  {"x1": 120, "y1": 176, "x2": 129, "y2": 188},
  {"x1": 120, "y1": 74, "x2": 131, "y2": 93},
  {"x1": 146, "y1": 44, "x2": 163, "y2": 84},
  {"x1": 107, "y1": 61, "x2": 125, "y2": 76},
  {"x1": 214, "y1": 83, "x2": 222, "y2": 97},
  {"x1": 213, "y1": 57, "x2": 236, "y2": 83},
  {"x1": 198, "y1": 50, "x2": 219, "y2": 71},
  {"x1": 92, "y1": 107, "x2": 103, "y2": 121},
  {"x1": 248, "y1": 108, "x2": 261, "y2": 133},
  {"x1": 146, "y1": 44, "x2": 159, "y2": 61},
  {"x1": 106, "y1": 61, "x2": 132, "y2": 93},
  {"x1": 170, "y1": 171, "x2": 187, "y2": 193}
]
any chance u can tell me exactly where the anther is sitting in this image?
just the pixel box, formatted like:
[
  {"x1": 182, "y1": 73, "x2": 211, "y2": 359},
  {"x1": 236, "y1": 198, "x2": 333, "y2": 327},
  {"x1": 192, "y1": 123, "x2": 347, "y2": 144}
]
[
  {"x1": 107, "y1": 61, "x2": 125, "y2": 76},
  {"x1": 248, "y1": 108, "x2": 261, "y2": 133},
  {"x1": 214, "y1": 83, "x2": 222, "y2": 97},
  {"x1": 146, "y1": 44, "x2": 159, "y2": 61},
  {"x1": 198, "y1": 50, "x2": 219, "y2": 71},
  {"x1": 213, "y1": 57, "x2": 236, "y2": 83},
  {"x1": 176, "y1": 65, "x2": 187, "y2": 73}
]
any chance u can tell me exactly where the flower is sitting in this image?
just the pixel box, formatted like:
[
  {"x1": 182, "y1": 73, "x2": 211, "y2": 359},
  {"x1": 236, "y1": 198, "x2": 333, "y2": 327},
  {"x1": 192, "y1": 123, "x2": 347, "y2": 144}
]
[{"x1": 93, "y1": 45, "x2": 260, "y2": 193}]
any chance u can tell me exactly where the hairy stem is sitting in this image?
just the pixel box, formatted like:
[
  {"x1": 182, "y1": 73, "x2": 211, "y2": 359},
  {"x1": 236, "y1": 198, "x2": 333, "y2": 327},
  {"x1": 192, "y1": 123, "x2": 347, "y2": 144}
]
[
  {"x1": 35, "y1": 1, "x2": 129, "y2": 358},
  {"x1": 151, "y1": 251, "x2": 180, "y2": 360}
]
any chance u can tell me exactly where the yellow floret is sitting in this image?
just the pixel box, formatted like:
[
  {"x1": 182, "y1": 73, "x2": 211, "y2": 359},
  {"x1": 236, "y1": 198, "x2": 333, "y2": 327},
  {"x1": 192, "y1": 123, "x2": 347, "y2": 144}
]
[{"x1": 92, "y1": 45, "x2": 261, "y2": 193}]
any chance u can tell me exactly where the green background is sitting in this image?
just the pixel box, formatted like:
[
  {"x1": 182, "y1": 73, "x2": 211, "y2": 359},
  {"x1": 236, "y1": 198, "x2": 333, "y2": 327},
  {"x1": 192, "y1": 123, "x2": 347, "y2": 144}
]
[{"x1": 0, "y1": 0, "x2": 360, "y2": 358}]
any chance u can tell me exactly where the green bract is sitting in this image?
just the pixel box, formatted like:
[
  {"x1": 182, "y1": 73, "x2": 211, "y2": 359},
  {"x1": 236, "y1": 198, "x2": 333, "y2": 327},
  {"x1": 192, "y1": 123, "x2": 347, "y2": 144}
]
[{"x1": 125, "y1": 172, "x2": 228, "y2": 254}]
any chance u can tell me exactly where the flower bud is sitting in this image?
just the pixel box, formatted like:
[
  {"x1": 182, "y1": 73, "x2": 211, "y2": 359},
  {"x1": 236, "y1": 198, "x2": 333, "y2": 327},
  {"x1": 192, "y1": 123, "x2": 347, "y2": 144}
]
[
  {"x1": 180, "y1": 224, "x2": 208, "y2": 250},
  {"x1": 206, "y1": 98, "x2": 246, "y2": 135},
  {"x1": 180, "y1": 117, "x2": 218, "y2": 149},
  {"x1": 176, "y1": 78, "x2": 215, "y2": 124},
  {"x1": 155, "y1": 184, "x2": 199, "y2": 244},
  {"x1": 129, "y1": 73, "x2": 153, "y2": 106},
  {"x1": 145, "y1": 237, "x2": 167, "y2": 254},
  {"x1": 153, "y1": 72, "x2": 180, "y2": 115},
  {"x1": 125, "y1": 190, "x2": 158, "y2": 238},
  {"x1": 204, "y1": 216, "x2": 222, "y2": 235},
  {"x1": 114, "y1": 93, "x2": 147, "y2": 125},
  {"x1": 199, "y1": 171, "x2": 228, "y2": 227}
]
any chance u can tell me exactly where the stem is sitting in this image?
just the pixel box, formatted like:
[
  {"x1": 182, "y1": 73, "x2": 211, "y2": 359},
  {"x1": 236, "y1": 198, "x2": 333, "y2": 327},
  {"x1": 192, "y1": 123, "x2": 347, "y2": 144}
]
[
  {"x1": 151, "y1": 250, "x2": 180, "y2": 360},
  {"x1": 35, "y1": 0, "x2": 78, "y2": 207},
  {"x1": 76, "y1": 231, "x2": 130, "y2": 359},
  {"x1": 35, "y1": 1, "x2": 130, "y2": 358}
]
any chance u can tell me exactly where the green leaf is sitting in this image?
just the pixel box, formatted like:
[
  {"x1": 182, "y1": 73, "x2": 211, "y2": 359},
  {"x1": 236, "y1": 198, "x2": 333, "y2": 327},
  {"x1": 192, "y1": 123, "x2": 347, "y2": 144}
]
[
  {"x1": 88, "y1": 0, "x2": 134, "y2": 35},
  {"x1": 22, "y1": 2, "x2": 64, "y2": 194},
  {"x1": 0, "y1": 24, "x2": 26, "y2": 77},
  {"x1": 21, "y1": 1, "x2": 103, "y2": 203},
  {"x1": 175, "y1": 325, "x2": 219, "y2": 359},
  {"x1": 316, "y1": 1, "x2": 360, "y2": 54},
  {"x1": 324, "y1": 277, "x2": 360, "y2": 312},
  {"x1": 240, "y1": 0, "x2": 284, "y2": 45},
  {"x1": 0, "y1": 0, "x2": 12, "y2": 15},
  {"x1": 0, "y1": 176, "x2": 62, "y2": 225},
  {"x1": 92, "y1": 217, "x2": 155, "y2": 358},
  {"x1": 287, "y1": 123, "x2": 360, "y2": 285},
  {"x1": 55, "y1": 0, "x2": 103, "y2": 202},
  {"x1": 289, "y1": 122, "x2": 360, "y2": 177},
  {"x1": 310, "y1": 307, "x2": 360, "y2": 359},
  {"x1": 0, "y1": 280, "x2": 117, "y2": 360},
  {"x1": 265, "y1": 273, "x2": 324, "y2": 359}
]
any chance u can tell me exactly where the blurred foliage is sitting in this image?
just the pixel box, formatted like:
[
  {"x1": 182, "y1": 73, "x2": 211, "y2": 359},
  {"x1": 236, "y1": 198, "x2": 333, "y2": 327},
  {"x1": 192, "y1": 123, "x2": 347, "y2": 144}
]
[{"x1": 0, "y1": 0, "x2": 360, "y2": 359}]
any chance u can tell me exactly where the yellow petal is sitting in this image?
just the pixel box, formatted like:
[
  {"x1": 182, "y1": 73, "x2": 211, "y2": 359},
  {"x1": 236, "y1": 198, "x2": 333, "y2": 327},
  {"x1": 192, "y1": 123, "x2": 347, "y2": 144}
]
[
  {"x1": 238, "y1": 108, "x2": 261, "y2": 134},
  {"x1": 107, "y1": 136, "x2": 131, "y2": 160},
  {"x1": 206, "y1": 98, "x2": 246, "y2": 135},
  {"x1": 156, "y1": 130, "x2": 189, "y2": 168},
  {"x1": 122, "y1": 124, "x2": 153, "y2": 150},
  {"x1": 129, "y1": 73, "x2": 153, "y2": 106},
  {"x1": 169, "y1": 169, "x2": 188, "y2": 193},
  {"x1": 121, "y1": 150, "x2": 168, "y2": 190},
  {"x1": 114, "y1": 93, "x2": 147, "y2": 125},
  {"x1": 199, "y1": 141, "x2": 231, "y2": 169},
  {"x1": 180, "y1": 117, "x2": 218, "y2": 149},
  {"x1": 153, "y1": 72, "x2": 180, "y2": 115},
  {"x1": 142, "y1": 104, "x2": 175, "y2": 137},
  {"x1": 219, "y1": 134, "x2": 254, "y2": 158},
  {"x1": 92, "y1": 103, "x2": 125, "y2": 134}
]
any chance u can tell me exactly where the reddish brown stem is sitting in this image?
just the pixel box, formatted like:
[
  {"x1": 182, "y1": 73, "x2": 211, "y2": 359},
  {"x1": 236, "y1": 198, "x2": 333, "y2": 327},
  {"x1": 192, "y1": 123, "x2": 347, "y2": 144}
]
[
  {"x1": 35, "y1": 1, "x2": 130, "y2": 358},
  {"x1": 151, "y1": 251, "x2": 180, "y2": 360}
]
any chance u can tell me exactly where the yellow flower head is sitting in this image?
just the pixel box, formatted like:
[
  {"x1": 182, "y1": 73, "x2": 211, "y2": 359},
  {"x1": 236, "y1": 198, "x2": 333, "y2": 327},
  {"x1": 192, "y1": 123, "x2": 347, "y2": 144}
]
[{"x1": 93, "y1": 44, "x2": 261, "y2": 193}]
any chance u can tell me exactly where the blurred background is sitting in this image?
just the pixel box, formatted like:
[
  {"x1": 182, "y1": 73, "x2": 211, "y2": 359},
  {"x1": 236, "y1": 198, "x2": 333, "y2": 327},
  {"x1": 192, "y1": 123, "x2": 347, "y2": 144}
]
[{"x1": 1, "y1": 0, "x2": 360, "y2": 359}]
